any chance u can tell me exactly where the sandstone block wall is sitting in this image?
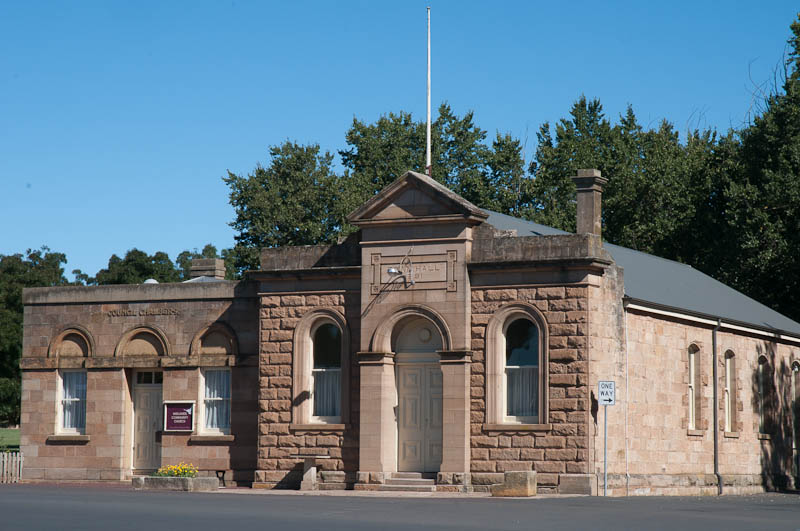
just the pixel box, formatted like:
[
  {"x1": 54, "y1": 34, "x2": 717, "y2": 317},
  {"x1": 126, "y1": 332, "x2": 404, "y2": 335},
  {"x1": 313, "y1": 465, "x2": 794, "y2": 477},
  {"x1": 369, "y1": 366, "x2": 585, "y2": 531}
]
[
  {"x1": 600, "y1": 309, "x2": 800, "y2": 495},
  {"x1": 21, "y1": 369, "x2": 128, "y2": 481},
  {"x1": 254, "y1": 291, "x2": 360, "y2": 487},
  {"x1": 469, "y1": 286, "x2": 591, "y2": 492},
  {"x1": 20, "y1": 282, "x2": 259, "y2": 483}
]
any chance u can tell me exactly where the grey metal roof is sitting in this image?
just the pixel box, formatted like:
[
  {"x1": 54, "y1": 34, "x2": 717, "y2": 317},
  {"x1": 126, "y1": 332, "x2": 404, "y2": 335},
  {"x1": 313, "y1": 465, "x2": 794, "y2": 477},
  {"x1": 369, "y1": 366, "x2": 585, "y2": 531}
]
[{"x1": 484, "y1": 210, "x2": 800, "y2": 337}]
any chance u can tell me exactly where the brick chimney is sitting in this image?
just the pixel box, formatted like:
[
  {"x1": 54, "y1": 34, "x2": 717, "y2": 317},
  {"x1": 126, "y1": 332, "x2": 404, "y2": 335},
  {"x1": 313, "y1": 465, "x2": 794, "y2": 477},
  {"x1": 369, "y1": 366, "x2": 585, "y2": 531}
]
[
  {"x1": 190, "y1": 258, "x2": 226, "y2": 280},
  {"x1": 571, "y1": 169, "x2": 608, "y2": 236}
]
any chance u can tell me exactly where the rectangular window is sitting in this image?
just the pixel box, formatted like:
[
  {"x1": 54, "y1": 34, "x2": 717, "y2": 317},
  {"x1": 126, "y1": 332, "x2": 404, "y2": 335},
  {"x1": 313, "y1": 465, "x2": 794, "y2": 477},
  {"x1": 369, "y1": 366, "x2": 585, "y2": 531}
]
[
  {"x1": 203, "y1": 370, "x2": 231, "y2": 432},
  {"x1": 61, "y1": 371, "x2": 86, "y2": 433}
]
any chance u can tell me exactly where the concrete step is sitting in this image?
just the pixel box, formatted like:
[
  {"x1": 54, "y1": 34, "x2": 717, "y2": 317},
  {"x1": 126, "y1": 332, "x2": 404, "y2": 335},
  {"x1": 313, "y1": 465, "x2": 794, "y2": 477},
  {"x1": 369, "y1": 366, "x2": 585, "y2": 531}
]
[
  {"x1": 390, "y1": 472, "x2": 436, "y2": 480},
  {"x1": 385, "y1": 477, "x2": 435, "y2": 486},
  {"x1": 377, "y1": 484, "x2": 436, "y2": 493}
]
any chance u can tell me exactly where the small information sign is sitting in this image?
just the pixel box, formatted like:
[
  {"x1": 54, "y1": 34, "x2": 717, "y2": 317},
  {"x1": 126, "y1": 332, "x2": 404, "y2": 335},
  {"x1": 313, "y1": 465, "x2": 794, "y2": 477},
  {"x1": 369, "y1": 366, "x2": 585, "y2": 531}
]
[
  {"x1": 164, "y1": 402, "x2": 194, "y2": 432},
  {"x1": 598, "y1": 381, "x2": 615, "y2": 406}
]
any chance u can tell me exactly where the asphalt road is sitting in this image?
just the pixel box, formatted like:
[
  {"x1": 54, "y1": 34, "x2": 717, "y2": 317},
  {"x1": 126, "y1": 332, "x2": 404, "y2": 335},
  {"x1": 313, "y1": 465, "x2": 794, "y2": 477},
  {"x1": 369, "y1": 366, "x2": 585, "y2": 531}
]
[{"x1": 0, "y1": 484, "x2": 798, "y2": 531}]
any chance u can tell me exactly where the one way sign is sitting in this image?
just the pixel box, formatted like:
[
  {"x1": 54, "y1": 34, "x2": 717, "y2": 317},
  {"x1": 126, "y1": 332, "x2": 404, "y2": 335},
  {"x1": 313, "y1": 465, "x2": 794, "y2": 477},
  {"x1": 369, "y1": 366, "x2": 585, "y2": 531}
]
[{"x1": 598, "y1": 381, "x2": 615, "y2": 406}]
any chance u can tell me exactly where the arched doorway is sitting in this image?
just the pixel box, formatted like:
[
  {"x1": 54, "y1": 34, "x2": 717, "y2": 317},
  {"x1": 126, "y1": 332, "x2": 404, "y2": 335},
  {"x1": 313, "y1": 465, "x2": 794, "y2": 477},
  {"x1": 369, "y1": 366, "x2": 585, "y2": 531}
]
[{"x1": 393, "y1": 316, "x2": 443, "y2": 473}]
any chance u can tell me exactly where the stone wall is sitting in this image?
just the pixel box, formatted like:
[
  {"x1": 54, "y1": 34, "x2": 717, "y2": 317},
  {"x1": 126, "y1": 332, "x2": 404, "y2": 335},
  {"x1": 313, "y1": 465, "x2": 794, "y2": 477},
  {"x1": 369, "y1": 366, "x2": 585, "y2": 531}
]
[
  {"x1": 469, "y1": 285, "x2": 591, "y2": 493},
  {"x1": 20, "y1": 369, "x2": 129, "y2": 481},
  {"x1": 20, "y1": 281, "x2": 259, "y2": 483},
  {"x1": 600, "y1": 309, "x2": 800, "y2": 495},
  {"x1": 254, "y1": 291, "x2": 360, "y2": 488}
]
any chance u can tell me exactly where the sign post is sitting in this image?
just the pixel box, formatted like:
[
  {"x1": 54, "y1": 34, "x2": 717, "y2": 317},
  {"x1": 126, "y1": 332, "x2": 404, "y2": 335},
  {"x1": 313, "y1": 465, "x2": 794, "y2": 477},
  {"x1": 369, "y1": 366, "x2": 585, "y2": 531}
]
[{"x1": 598, "y1": 381, "x2": 615, "y2": 497}]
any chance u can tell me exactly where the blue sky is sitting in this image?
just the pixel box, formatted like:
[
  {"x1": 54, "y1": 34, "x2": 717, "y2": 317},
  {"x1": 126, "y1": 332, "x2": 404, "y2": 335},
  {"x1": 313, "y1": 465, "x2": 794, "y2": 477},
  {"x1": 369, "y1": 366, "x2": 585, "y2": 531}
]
[{"x1": 1, "y1": 1, "x2": 797, "y2": 279}]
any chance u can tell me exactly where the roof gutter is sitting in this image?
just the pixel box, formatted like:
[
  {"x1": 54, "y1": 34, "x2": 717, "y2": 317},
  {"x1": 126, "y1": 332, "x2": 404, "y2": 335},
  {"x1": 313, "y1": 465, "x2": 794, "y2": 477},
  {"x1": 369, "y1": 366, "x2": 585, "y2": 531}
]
[{"x1": 623, "y1": 298, "x2": 800, "y2": 345}]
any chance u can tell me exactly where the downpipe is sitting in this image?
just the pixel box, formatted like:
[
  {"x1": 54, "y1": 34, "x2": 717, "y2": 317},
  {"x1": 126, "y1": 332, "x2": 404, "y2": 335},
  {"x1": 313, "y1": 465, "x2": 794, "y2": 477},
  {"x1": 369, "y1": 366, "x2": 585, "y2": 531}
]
[{"x1": 713, "y1": 318, "x2": 723, "y2": 495}]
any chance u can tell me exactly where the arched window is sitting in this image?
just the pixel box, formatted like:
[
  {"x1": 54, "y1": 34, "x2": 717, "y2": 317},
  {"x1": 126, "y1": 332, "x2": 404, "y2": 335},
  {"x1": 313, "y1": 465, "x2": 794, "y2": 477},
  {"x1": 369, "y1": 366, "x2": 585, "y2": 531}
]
[
  {"x1": 486, "y1": 303, "x2": 548, "y2": 426},
  {"x1": 688, "y1": 344, "x2": 700, "y2": 430},
  {"x1": 292, "y1": 309, "x2": 349, "y2": 426},
  {"x1": 758, "y1": 355, "x2": 769, "y2": 434},
  {"x1": 504, "y1": 318, "x2": 540, "y2": 421},
  {"x1": 723, "y1": 351, "x2": 736, "y2": 433},
  {"x1": 311, "y1": 322, "x2": 341, "y2": 420}
]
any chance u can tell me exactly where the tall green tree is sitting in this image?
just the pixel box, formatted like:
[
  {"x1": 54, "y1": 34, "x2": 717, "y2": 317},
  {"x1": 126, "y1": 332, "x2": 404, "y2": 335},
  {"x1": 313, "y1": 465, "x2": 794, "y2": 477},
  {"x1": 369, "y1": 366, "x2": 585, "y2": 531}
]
[
  {"x1": 224, "y1": 142, "x2": 341, "y2": 273},
  {"x1": 0, "y1": 248, "x2": 71, "y2": 424},
  {"x1": 338, "y1": 103, "x2": 530, "y2": 226},
  {"x1": 712, "y1": 14, "x2": 800, "y2": 321},
  {"x1": 93, "y1": 249, "x2": 181, "y2": 285}
]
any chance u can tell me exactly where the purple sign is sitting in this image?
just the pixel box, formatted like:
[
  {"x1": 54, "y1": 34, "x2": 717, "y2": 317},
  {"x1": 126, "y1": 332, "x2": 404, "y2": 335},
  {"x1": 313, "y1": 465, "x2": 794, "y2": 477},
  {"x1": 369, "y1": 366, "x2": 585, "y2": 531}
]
[{"x1": 164, "y1": 403, "x2": 194, "y2": 432}]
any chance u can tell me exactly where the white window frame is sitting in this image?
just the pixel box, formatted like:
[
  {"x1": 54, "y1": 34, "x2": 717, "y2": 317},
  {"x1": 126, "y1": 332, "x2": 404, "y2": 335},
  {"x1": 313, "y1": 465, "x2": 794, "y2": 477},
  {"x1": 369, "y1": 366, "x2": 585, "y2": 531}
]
[
  {"x1": 724, "y1": 353, "x2": 733, "y2": 432},
  {"x1": 688, "y1": 348, "x2": 697, "y2": 430},
  {"x1": 57, "y1": 370, "x2": 87, "y2": 435},
  {"x1": 485, "y1": 304, "x2": 548, "y2": 427},
  {"x1": 309, "y1": 319, "x2": 342, "y2": 424},
  {"x1": 502, "y1": 317, "x2": 540, "y2": 424},
  {"x1": 199, "y1": 368, "x2": 231, "y2": 435}
]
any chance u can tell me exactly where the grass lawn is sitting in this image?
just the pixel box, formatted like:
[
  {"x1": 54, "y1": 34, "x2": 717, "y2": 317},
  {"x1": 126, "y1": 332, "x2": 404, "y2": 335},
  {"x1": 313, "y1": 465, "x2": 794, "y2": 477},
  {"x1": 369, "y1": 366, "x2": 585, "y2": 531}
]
[{"x1": 0, "y1": 427, "x2": 20, "y2": 450}]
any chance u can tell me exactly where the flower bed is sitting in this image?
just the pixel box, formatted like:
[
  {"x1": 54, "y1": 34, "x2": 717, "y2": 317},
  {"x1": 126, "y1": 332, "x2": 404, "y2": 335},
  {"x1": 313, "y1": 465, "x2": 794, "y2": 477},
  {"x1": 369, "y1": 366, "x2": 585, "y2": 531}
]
[{"x1": 132, "y1": 462, "x2": 218, "y2": 492}]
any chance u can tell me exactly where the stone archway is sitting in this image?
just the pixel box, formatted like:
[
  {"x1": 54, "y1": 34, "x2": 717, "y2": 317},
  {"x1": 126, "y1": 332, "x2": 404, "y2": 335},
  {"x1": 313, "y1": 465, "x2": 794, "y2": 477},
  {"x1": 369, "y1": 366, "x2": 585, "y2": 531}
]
[{"x1": 358, "y1": 306, "x2": 470, "y2": 484}]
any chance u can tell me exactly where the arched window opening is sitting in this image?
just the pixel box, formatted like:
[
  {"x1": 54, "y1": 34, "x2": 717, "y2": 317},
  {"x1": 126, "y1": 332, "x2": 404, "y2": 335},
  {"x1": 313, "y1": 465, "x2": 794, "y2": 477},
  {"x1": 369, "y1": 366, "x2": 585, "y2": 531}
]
[
  {"x1": 724, "y1": 351, "x2": 736, "y2": 432},
  {"x1": 312, "y1": 322, "x2": 342, "y2": 420},
  {"x1": 504, "y1": 319, "x2": 539, "y2": 421},
  {"x1": 758, "y1": 356, "x2": 769, "y2": 434},
  {"x1": 688, "y1": 345, "x2": 700, "y2": 430}
]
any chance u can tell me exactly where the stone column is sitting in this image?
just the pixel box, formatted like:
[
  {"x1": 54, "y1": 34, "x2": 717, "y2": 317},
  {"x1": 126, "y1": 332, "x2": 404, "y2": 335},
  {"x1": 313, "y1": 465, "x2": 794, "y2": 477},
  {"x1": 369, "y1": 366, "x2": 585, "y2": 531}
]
[
  {"x1": 439, "y1": 351, "x2": 471, "y2": 482},
  {"x1": 357, "y1": 352, "x2": 396, "y2": 484}
]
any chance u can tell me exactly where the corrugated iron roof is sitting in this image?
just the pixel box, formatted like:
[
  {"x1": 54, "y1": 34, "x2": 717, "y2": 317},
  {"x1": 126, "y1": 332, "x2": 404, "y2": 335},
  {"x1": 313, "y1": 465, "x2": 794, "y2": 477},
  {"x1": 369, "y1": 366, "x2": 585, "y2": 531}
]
[{"x1": 484, "y1": 210, "x2": 800, "y2": 337}]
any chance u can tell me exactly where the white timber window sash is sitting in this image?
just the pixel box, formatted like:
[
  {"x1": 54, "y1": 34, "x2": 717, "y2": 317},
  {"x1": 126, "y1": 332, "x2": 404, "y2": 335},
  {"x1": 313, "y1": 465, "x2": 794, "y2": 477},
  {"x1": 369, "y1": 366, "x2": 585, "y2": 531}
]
[
  {"x1": 203, "y1": 369, "x2": 231, "y2": 433},
  {"x1": 60, "y1": 371, "x2": 86, "y2": 433},
  {"x1": 724, "y1": 355, "x2": 733, "y2": 432},
  {"x1": 311, "y1": 322, "x2": 342, "y2": 422},
  {"x1": 688, "y1": 349, "x2": 696, "y2": 430},
  {"x1": 503, "y1": 318, "x2": 539, "y2": 424}
]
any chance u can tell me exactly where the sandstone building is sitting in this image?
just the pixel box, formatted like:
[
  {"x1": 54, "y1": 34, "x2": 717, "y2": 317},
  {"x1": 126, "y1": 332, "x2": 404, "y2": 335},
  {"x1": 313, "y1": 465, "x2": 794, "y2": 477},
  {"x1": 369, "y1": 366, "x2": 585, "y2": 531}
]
[{"x1": 20, "y1": 170, "x2": 800, "y2": 495}]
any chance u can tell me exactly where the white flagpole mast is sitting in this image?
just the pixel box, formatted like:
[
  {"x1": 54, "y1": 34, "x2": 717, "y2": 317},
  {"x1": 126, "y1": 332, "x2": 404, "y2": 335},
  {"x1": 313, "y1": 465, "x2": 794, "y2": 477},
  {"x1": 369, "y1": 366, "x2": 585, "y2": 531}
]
[{"x1": 426, "y1": 6, "x2": 432, "y2": 176}]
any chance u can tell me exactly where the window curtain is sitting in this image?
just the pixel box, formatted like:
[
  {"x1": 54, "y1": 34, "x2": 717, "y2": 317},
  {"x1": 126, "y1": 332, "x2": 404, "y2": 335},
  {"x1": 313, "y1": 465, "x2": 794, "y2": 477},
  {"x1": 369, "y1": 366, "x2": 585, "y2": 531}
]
[
  {"x1": 205, "y1": 370, "x2": 231, "y2": 430},
  {"x1": 506, "y1": 367, "x2": 538, "y2": 418},
  {"x1": 313, "y1": 369, "x2": 341, "y2": 417},
  {"x1": 62, "y1": 372, "x2": 86, "y2": 430}
]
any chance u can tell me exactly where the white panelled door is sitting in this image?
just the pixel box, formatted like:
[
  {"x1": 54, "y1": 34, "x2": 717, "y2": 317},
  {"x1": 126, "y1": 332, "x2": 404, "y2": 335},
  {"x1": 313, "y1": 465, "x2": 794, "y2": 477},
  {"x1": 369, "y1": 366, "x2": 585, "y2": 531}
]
[
  {"x1": 133, "y1": 378, "x2": 162, "y2": 471},
  {"x1": 397, "y1": 363, "x2": 443, "y2": 472}
]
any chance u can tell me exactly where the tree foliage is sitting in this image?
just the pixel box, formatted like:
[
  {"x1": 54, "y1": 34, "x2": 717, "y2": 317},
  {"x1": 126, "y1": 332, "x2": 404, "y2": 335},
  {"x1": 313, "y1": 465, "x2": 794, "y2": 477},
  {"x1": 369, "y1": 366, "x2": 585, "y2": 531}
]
[
  {"x1": 224, "y1": 142, "x2": 341, "y2": 272},
  {"x1": 0, "y1": 248, "x2": 72, "y2": 425}
]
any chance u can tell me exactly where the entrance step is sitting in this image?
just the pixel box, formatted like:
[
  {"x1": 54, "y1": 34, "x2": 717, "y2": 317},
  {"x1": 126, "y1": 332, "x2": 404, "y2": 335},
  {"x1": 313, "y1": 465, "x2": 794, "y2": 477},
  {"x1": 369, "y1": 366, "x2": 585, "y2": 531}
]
[
  {"x1": 390, "y1": 472, "x2": 436, "y2": 480},
  {"x1": 377, "y1": 484, "x2": 436, "y2": 493},
  {"x1": 377, "y1": 472, "x2": 436, "y2": 492},
  {"x1": 385, "y1": 478, "x2": 435, "y2": 486}
]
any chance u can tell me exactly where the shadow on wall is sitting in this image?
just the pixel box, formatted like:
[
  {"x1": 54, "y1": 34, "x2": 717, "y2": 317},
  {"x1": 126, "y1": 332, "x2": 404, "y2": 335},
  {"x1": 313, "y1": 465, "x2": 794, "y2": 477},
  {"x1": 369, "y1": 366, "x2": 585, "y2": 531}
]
[{"x1": 750, "y1": 343, "x2": 798, "y2": 491}]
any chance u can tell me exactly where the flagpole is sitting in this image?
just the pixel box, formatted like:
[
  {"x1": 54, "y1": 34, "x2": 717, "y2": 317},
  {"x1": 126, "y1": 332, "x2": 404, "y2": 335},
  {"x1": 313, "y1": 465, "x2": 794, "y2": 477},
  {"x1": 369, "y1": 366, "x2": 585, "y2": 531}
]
[{"x1": 426, "y1": 6, "x2": 432, "y2": 176}]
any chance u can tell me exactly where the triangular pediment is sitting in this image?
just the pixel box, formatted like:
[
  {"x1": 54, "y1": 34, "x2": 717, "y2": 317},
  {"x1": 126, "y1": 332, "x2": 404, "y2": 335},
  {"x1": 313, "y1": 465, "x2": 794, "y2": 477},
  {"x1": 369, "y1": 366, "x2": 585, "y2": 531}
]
[{"x1": 347, "y1": 171, "x2": 488, "y2": 226}]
